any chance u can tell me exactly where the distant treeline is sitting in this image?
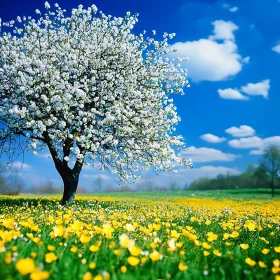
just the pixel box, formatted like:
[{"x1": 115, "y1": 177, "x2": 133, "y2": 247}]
[{"x1": 189, "y1": 164, "x2": 280, "y2": 191}]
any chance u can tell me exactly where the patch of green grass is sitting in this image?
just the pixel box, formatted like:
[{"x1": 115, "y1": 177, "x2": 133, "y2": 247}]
[{"x1": 81, "y1": 188, "x2": 280, "y2": 201}]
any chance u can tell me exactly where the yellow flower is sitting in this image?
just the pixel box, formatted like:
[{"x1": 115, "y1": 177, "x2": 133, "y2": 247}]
[
  {"x1": 176, "y1": 242, "x2": 183, "y2": 248},
  {"x1": 240, "y1": 244, "x2": 249, "y2": 250},
  {"x1": 31, "y1": 252, "x2": 37, "y2": 258},
  {"x1": 70, "y1": 246, "x2": 78, "y2": 253},
  {"x1": 119, "y1": 233, "x2": 135, "y2": 248},
  {"x1": 262, "y1": 248, "x2": 270, "y2": 255},
  {"x1": 30, "y1": 270, "x2": 50, "y2": 280},
  {"x1": 179, "y1": 250, "x2": 185, "y2": 256},
  {"x1": 129, "y1": 246, "x2": 142, "y2": 256},
  {"x1": 153, "y1": 224, "x2": 161, "y2": 230},
  {"x1": 47, "y1": 245, "x2": 56, "y2": 251},
  {"x1": 205, "y1": 220, "x2": 211, "y2": 225},
  {"x1": 52, "y1": 225, "x2": 64, "y2": 237},
  {"x1": 207, "y1": 232, "x2": 218, "y2": 242},
  {"x1": 230, "y1": 231, "x2": 239, "y2": 238},
  {"x1": 5, "y1": 252, "x2": 12, "y2": 264},
  {"x1": 141, "y1": 257, "x2": 147, "y2": 264},
  {"x1": 149, "y1": 250, "x2": 162, "y2": 261},
  {"x1": 272, "y1": 267, "x2": 280, "y2": 274},
  {"x1": 125, "y1": 223, "x2": 135, "y2": 232},
  {"x1": 178, "y1": 262, "x2": 188, "y2": 271},
  {"x1": 258, "y1": 261, "x2": 267, "y2": 268},
  {"x1": 121, "y1": 266, "x2": 127, "y2": 273},
  {"x1": 93, "y1": 275, "x2": 103, "y2": 280},
  {"x1": 245, "y1": 257, "x2": 256, "y2": 267},
  {"x1": 0, "y1": 241, "x2": 6, "y2": 253},
  {"x1": 247, "y1": 223, "x2": 256, "y2": 231},
  {"x1": 275, "y1": 247, "x2": 280, "y2": 253},
  {"x1": 167, "y1": 239, "x2": 176, "y2": 252},
  {"x1": 89, "y1": 262, "x2": 96, "y2": 269},
  {"x1": 89, "y1": 245, "x2": 99, "y2": 253},
  {"x1": 213, "y1": 249, "x2": 221, "y2": 257},
  {"x1": 16, "y1": 258, "x2": 36, "y2": 275},
  {"x1": 45, "y1": 252, "x2": 57, "y2": 263},
  {"x1": 83, "y1": 272, "x2": 92, "y2": 280},
  {"x1": 114, "y1": 249, "x2": 121, "y2": 256},
  {"x1": 170, "y1": 230, "x2": 180, "y2": 239},
  {"x1": 273, "y1": 259, "x2": 280, "y2": 267},
  {"x1": 80, "y1": 235, "x2": 91, "y2": 244},
  {"x1": 202, "y1": 242, "x2": 211, "y2": 249},
  {"x1": 127, "y1": 256, "x2": 140, "y2": 266},
  {"x1": 55, "y1": 218, "x2": 63, "y2": 225},
  {"x1": 203, "y1": 251, "x2": 210, "y2": 256},
  {"x1": 275, "y1": 275, "x2": 280, "y2": 280},
  {"x1": 223, "y1": 233, "x2": 230, "y2": 240}
]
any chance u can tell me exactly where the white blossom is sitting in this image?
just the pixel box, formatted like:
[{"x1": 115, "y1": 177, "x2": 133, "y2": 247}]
[{"x1": 0, "y1": 3, "x2": 192, "y2": 185}]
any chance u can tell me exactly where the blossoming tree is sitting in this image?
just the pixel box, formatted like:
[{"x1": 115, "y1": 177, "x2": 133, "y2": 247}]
[{"x1": 0, "y1": 2, "x2": 192, "y2": 204}]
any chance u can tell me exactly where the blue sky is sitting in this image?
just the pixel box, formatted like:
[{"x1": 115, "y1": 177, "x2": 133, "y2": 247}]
[{"x1": 1, "y1": 0, "x2": 280, "y2": 190}]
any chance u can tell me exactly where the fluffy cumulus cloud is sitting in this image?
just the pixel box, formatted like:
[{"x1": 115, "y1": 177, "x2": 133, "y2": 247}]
[
  {"x1": 272, "y1": 44, "x2": 280, "y2": 53},
  {"x1": 209, "y1": 20, "x2": 239, "y2": 41},
  {"x1": 171, "y1": 20, "x2": 245, "y2": 82},
  {"x1": 240, "y1": 79, "x2": 270, "y2": 98},
  {"x1": 219, "y1": 80, "x2": 270, "y2": 100},
  {"x1": 200, "y1": 133, "x2": 226, "y2": 143},
  {"x1": 229, "y1": 7, "x2": 238, "y2": 12},
  {"x1": 183, "y1": 146, "x2": 240, "y2": 162},
  {"x1": 228, "y1": 136, "x2": 280, "y2": 154},
  {"x1": 217, "y1": 88, "x2": 249, "y2": 100},
  {"x1": 225, "y1": 125, "x2": 255, "y2": 137}
]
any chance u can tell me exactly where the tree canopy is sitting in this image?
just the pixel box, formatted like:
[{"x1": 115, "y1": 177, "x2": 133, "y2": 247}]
[{"x1": 0, "y1": 2, "x2": 192, "y2": 203}]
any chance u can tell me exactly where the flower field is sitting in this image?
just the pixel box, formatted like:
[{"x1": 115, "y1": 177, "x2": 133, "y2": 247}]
[{"x1": 0, "y1": 194, "x2": 280, "y2": 280}]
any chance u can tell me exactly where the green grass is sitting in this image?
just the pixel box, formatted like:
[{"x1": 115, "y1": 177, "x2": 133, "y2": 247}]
[
  {"x1": 1, "y1": 190, "x2": 280, "y2": 280},
  {"x1": 80, "y1": 188, "x2": 280, "y2": 201}
]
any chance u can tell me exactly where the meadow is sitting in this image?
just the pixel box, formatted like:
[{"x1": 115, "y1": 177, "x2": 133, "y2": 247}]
[{"x1": 0, "y1": 190, "x2": 280, "y2": 280}]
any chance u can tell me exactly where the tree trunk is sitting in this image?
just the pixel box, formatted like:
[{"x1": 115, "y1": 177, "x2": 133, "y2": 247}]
[
  {"x1": 61, "y1": 172, "x2": 80, "y2": 205},
  {"x1": 43, "y1": 131, "x2": 84, "y2": 205}
]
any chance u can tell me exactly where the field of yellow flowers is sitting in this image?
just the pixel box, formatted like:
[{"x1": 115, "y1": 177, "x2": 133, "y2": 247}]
[{"x1": 0, "y1": 194, "x2": 280, "y2": 280}]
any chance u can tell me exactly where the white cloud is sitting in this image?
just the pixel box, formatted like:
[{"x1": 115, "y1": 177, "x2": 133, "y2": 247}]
[
  {"x1": 229, "y1": 6, "x2": 238, "y2": 12},
  {"x1": 200, "y1": 133, "x2": 226, "y2": 143},
  {"x1": 242, "y1": 56, "x2": 250, "y2": 63},
  {"x1": 82, "y1": 174, "x2": 111, "y2": 180},
  {"x1": 12, "y1": 162, "x2": 33, "y2": 171},
  {"x1": 38, "y1": 153, "x2": 51, "y2": 159},
  {"x1": 272, "y1": 44, "x2": 280, "y2": 53},
  {"x1": 218, "y1": 88, "x2": 249, "y2": 100},
  {"x1": 171, "y1": 20, "x2": 244, "y2": 82},
  {"x1": 184, "y1": 146, "x2": 240, "y2": 162},
  {"x1": 225, "y1": 125, "x2": 255, "y2": 137},
  {"x1": 241, "y1": 79, "x2": 270, "y2": 98},
  {"x1": 209, "y1": 20, "x2": 239, "y2": 41},
  {"x1": 228, "y1": 136, "x2": 262, "y2": 148},
  {"x1": 228, "y1": 136, "x2": 280, "y2": 154},
  {"x1": 249, "y1": 149, "x2": 265, "y2": 155}
]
